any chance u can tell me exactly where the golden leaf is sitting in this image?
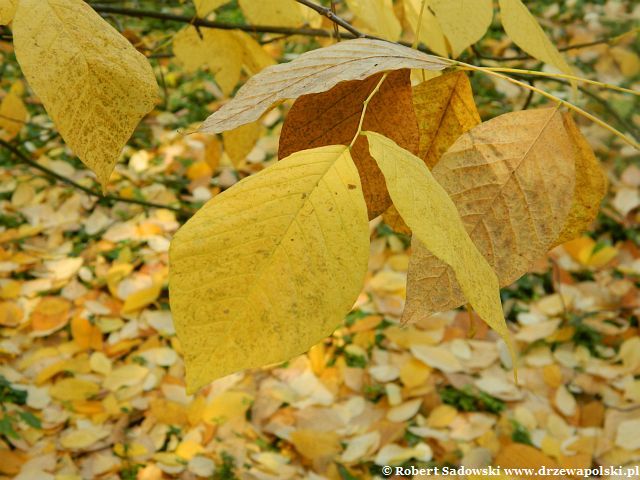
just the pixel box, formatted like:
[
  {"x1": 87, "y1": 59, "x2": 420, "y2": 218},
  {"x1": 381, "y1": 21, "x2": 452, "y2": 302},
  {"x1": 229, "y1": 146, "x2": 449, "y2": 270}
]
[
  {"x1": 553, "y1": 114, "x2": 607, "y2": 245},
  {"x1": 0, "y1": 0, "x2": 16, "y2": 25},
  {"x1": 50, "y1": 378, "x2": 100, "y2": 401},
  {"x1": 363, "y1": 131, "x2": 513, "y2": 358},
  {"x1": 173, "y1": 26, "x2": 243, "y2": 96},
  {"x1": 404, "y1": 108, "x2": 576, "y2": 320},
  {"x1": 12, "y1": 0, "x2": 158, "y2": 190},
  {"x1": 0, "y1": 86, "x2": 28, "y2": 140},
  {"x1": 223, "y1": 120, "x2": 261, "y2": 167},
  {"x1": 495, "y1": 443, "x2": 557, "y2": 479},
  {"x1": 414, "y1": 71, "x2": 481, "y2": 169},
  {"x1": 403, "y1": 0, "x2": 448, "y2": 57},
  {"x1": 430, "y1": 0, "x2": 494, "y2": 58},
  {"x1": 290, "y1": 430, "x2": 342, "y2": 460},
  {"x1": 200, "y1": 38, "x2": 451, "y2": 134},
  {"x1": 30, "y1": 297, "x2": 71, "y2": 336},
  {"x1": 169, "y1": 145, "x2": 369, "y2": 392},
  {"x1": 278, "y1": 70, "x2": 420, "y2": 218},
  {"x1": 238, "y1": 0, "x2": 304, "y2": 28},
  {"x1": 346, "y1": 0, "x2": 401, "y2": 40},
  {"x1": 231, "y1": 31, "x2": 276, "y2": 76},
  {"x1": 498, "y1": 0, "x2": 573, "y2": 76},
  {"x1": 194, "y1": 0, "x2": 229, "y2": 17}
]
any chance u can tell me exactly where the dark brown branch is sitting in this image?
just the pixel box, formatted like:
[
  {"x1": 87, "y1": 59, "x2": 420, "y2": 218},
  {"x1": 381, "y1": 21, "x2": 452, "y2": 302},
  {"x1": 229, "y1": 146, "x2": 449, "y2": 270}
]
[
  {"x1": 294, "y1": 0, "x2": 368, "y2": 39},
  {"x1": 0, "y1": 138, "x2": 195, "y2": 218},
  {"x1": 90, "y1": 4, "x2": 357, "y2": 39}
]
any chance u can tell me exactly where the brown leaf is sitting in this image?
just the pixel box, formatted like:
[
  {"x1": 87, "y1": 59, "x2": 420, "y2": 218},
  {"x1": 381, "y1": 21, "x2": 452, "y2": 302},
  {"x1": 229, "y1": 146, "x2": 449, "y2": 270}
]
[
  {"x1": 279, "y1": 70, "x2": 419, "y2": 218},
  {"x1": 200, "y1": 38, "x2": 450, "y2": 134},
  {"x1": 404, "y1": 108, "x2": 576, "y2": 321},
  {"x1": 553, "y1": 114, "x2": 607, "y2": 245},
  {"x1": 414, "y1": 71, "x2": 481, "y2": 169}
]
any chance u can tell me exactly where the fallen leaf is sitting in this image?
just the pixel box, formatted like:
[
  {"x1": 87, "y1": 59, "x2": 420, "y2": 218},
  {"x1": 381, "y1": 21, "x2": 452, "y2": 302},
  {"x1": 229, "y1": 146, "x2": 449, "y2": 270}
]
[
  {"x1": 404, "y1": 108, "x2": 576, "y2": 319},
  {"x1": 364, "y1": 131, "x2": 513, "y2": 357},
  {"x1": 30, "y1": 297, "x2": 71, "y2": 336},
  {"x1": 200, "y1": 38, "x2": 450, "y2": 134},
  {"x1": 0, "y1": 301, "x2": 23, "y2": 327},
  {"x1": 12, "y1": 0, "x2": 159, "y2": 189},
  {"x1": 170, "y1": 145, "x2": 369, "y2": 392},
  {"x1": 495, "y1": 443, "x2": 557, "y2": 479},
  {"x1": 290, "y1": 429, "x2": 341, "y2": 460},
  {"x1": 50, "y1": 378, "x2": 100, "y2": 401},
  {"x1": 279, "y1": 70, "x2": 419, "y2": 218}
]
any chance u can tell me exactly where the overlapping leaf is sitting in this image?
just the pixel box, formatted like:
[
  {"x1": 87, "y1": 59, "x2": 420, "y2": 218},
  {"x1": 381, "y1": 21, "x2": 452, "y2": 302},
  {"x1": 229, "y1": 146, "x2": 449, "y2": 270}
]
[
  {"x1": 279, "y1": 70, "x2": 419, "y2": 218},
  {"x1": 238, "y1": 0, "x2": 305, "y2": 28},
  {"x1": 194, "y1": 0, "x2": 229, "y2": 17},
  {"x1": 364, "y1": 131, "x2": 513, "y2": 354},
  {"x1": 200, "y1": 39, "x2": 451, "y2": 134},
  {"x1": 404, "y1": 108, "x2": 577, "y2": 322},
  {"x1": 404, "y1": 0, "x2": 448, "y2": 57},
  {"x1": 553, "y1": 115, "x2": 607, "y2": 245},
  {"x1": 169, "y1": 145, "x2": 369, "y2": 392},
  {"x1": 414, "y1": 71, "x2": 481, "y2": 169},
  {"x1": 0, "y1": 83, "x2": 27, "y2": 141},
  {"x1": 499, "y1": 0, "x2": 573, "y2": 76},
  {"x1": 0, "y1": 0, "x2": 16, "y2": 25},
  {"x1": 346, "y1": 0, "x2": 401, "y2": 41},
  {"x1": 12, "y1": 0, "x2": 159, "y2": 190},
  {"x1": 430, "y1": 0, "x2": 494, "y2": 58}
]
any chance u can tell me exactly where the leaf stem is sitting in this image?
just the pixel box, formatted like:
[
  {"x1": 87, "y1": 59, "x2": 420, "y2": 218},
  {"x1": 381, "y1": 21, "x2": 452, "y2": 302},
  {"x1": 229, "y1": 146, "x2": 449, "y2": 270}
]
[
  {"x1": 349, "y1": 73, "x2": 388, "y2": 148},
  {"x1": 454, "y1": 62, "x2": 640, "y2": 150},
  {"x1": 478, "y1": 67, "x2": 639, "y2": 96},
  {"x1": 411, "y1": 0, "x2": 427, "y2": 50}
]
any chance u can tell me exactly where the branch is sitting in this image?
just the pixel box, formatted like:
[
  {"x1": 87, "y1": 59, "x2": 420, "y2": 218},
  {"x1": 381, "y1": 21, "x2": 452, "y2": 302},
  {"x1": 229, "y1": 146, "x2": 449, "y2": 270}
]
[
  {"x1": 90, "y1": 4, "x2": 357, "y2": 39},
  {"x1": 294, "y1": 0, "x2": 368, "y2": 39},
  {"x1": 0, "y1": 138, "x2": 195, "y2": 218}
]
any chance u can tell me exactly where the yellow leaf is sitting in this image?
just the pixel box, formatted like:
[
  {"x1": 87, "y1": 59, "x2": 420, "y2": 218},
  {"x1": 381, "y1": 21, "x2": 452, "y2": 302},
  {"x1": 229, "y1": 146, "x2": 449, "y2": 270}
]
[
  {"x1": 238, "y1": 0, "x2": 304, "y2": 28},
  {"x1": 363, "y1": 131, "x2": 514, "y2": 359},
  {"x1": 12, "y1": 0, "x2": 158, "y2": 190},
  {"x1": 0, "y1": 0, "x2": 16, "y2": 25},
  {"x1": 50, "y1": 378, "x2": 100, "y2": 401},
  {"x1": 404, "y1": 109, "x2": 576, "y2": 319},
  {"x1": 169, "y1": 145, "x2": 369, "y2": 392},
  {"x1": 413, "y1": 71, "x2": 481, "y2": 168},
  {"x1": 0, "y1": 87, "x2": 28, "y2": 140},
  {"x1": 403, "y1": 0, "x2": 448, "y2": 57},
  {"x1": 173, "y1": 26, "x2": 243, "y2": 96},
  {"x1": 203, "y1": 391, "x2": 253, "y2": 423},
  {"x1": 498, "y1": 0, "x2": 573, "y2": 76},
  {"x1": 495, "y1": 443, "x2": 557, "y2": 479},
  {"x1": 223, "y1": 121, "x2": 261, "y2": 167},
  {"x1": 346, "y1": 0, "x2": 401, "y2": 40},
  {"x1": 563, "y1": 237, "x2": 617, "y2": 268},
  {"x1": 175, "y1": 440, "x2": 204, "y2": 460},
  {"x1": 230, "y1": 31, "x2": 276, "y2": 76},
  {"x1": 0, "y1": 301, "x2": 22, "y2": 327},
  {"x1": 553, "y1": 114, "x2": 607, "y2": 245},
  {"x1": 290, "y1": 430, "x2": 341, "y2": 460},
  {"x1": 186, "y1": 161, "x2": 214, "y2": 181},
  {"x1": 200, "y1": 38, "x2": 450, "y2": 134},
  {"x1": 122, "y1": 281, "x2": 163, "y2": 314},
  {"x1": 194, "y1": 0, "x2": 229, "y2": 17},
  {"x1": 430, "y1": 0, "x2": 493, "y2": 58},
  {"x1": 30, "y1": 297, "x2": 71, "y2": 336}
]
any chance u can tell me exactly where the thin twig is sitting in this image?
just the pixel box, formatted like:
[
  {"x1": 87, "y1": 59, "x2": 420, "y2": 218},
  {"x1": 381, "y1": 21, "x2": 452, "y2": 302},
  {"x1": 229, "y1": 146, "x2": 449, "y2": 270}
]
[
  {"x1": 330, "y1": 1, "x2": 340, "y2": 42},
  {"x1": 90, "y1": 4, "x2": 356, "y2": 39},
  {"x1": 0, "y1": 138, "x2": 194, "y2": 218},
  {"x1": 294, "y1": 0, "x2": 368, "y2": 39}
]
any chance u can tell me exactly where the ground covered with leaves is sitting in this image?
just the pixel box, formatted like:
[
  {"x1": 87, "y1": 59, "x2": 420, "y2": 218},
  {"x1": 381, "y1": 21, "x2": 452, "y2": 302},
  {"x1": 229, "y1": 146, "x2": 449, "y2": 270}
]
[{"x1": 1, "y1": 1, "x2": 640, "y2": 479}]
